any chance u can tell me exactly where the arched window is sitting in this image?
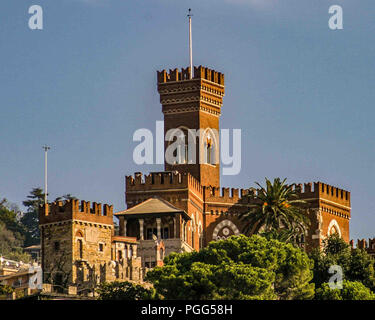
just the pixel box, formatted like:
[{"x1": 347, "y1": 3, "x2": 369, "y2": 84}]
[
  {"x1": 327, "y1": 219, "x2": 342, "y2": 237},
  {"x1": 202, "y1": 129, "x2": 218, "y2": 165},
  {"x1": 168, "y1": 127, "x2": 190, "y2": 164},
  {"x1": 330, "y1": 225, "x2": 338, "y2": 235},
  {"x1": 183, "y1": 222, "x2": 187, "y2": 242},
  {"x1": 198, "y1": 223, "x2": 203, "y2": 249},
  {"x1": 205, "y1": 135, "x2": 213, "y2": 164},
  {"x1": 77, "y1": 239, "x2": 83, "y2": 259},
  {"x1": 191, "y1": 228, "x2": 195, "y2": 248}
]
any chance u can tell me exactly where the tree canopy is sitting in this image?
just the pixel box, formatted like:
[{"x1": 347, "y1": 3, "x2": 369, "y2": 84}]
[
  {"x1": 96, "y1": 281, "x2": 156, "y2": 300},
  {"x1": 21, "y1": 188, "x2": 45, "y2": 246},
  {"x1": 239, "y1": 178, "x2": 309, "y2": 244},
  {"x1": 146, "y1": 235, "x2": 314, "y2": 300},
  {"x1": 309, "y1": 234, "x2": 375, "y2": 292},
  {"x1": 0, "y1": 199, "x2": 30, "y2": 261},
  {"x1": 315, "y1": 280, "x2": 375, "y2": 300}
]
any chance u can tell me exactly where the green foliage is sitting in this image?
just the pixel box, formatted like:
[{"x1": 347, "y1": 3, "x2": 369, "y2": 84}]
[
  {"x1": 54, "y1": 194, "x2": 77, "y2": 202},
  {"x1": 310, "y1": 234, "x2": 375, "y2": 292},
  {"x1": 0, "y1": 199, "x2": 31, "y2": 262},
  {"x1": 146, "y1": 235, "x2": 314, "y2": 300},
  {"x1": 323, "y1": 233, "x2": 351, "y2": 256},
  {"x1": 260, "y1": 229, "x2": 297, "y2": 244},
  {"x1": 21, "y1": 188, "x2": 45, "y2": 246},
  {"x1": 96, "y1": 281, "x2": 156, "y2": 300},
  {"x1": 316, "y1": 280, "x2": 375, "y2": 300},
  {"x1": 239, "y1": 178, "x2": 309, "y2": 241},
  {"x1": 0, "y1": 284, "x2": 14, "y2": 295},
  {"x1": 0, "y1": 198, "x2": 25, "y2": 243}
]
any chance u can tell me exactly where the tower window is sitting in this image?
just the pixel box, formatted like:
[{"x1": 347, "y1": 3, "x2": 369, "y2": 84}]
[
  {"x1": 205, "y1": 134, "x2": 214, "y2": 165},
  {"x1": 191, "y1": 229, "x2": 195, "y2": 248},
  {"x1": 77, "y1": 239, "x2": 83, "y2": 259},
  {"x1": 162, "y1": 227, "x2": 169, "y2": 239},
  {"x1": 99, "y1": 243, "x2": 104, "y2": 252},
  {"x1": 54, "y1": 241, "x2": 60, "y2": 252}
]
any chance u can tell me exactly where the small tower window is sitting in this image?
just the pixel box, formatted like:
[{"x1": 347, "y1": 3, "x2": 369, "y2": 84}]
[
  {"x1": 54, "y1": 241, "x2": 60, "y2": 252},
  {"x1": 205, "y1": 134, "x2": 215, "y2": 165},
  {"x1": 77, "y1": 239, "x2": 83, "y2": 259},
  {"x1": 99, "y1": 243, "x2": 104, "y2": 252}
]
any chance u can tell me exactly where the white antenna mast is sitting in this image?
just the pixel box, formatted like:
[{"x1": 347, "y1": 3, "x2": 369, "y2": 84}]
[
  {"x1": 188, "y1": 8, "x2": 193, "y2": 79},
  {"x1": 43, "y1": 145, "x2": 51, "y2": 204}
]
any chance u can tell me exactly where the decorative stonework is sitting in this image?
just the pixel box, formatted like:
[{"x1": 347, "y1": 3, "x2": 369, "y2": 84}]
[
  {"x1": 212, "y1": 219, "x2": 240, "y2": 240},
  {"x1": 312, "y1": 208, "x2": 323, "y2": 240},
  {"x1": 327, "y1": 219, "x2": 342, "y2": 237}
]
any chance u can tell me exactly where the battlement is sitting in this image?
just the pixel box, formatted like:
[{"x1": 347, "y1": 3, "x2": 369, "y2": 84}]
[
  {"x1": 39, "y1": 199, "x2": 113, "y2": 226},
  {"x1": 126, "y1": 171, "x2": 205, "y2": 196},
  {"x1": 126, "y1": 171, "x2": 191, "y2": 191},
  {"x1": 350, "y1": 239, "x2": 375, "y2": 253},
  {"x1": 204, "y1": 186, "x2": 259, "y2": 204},
  {"x1": 157, "y1": 66, "x2": 224, "y2": 86},
  {"x1": 292, "y1": 182, "x2": 350, "y2": 207},
  {"x1": 202, "y1": 181, "x2": 350, "y2": 207}
]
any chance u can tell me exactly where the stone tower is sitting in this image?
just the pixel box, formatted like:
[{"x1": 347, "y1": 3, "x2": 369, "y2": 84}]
[
  {"x1": 39, "y1": 199, "x2": 114, "y2": 290},
  {"x1": 157, "y1": 66, "x2": 225, "y2": 188}
]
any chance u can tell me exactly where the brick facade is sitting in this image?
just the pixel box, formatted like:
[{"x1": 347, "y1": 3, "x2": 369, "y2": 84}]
[{"x1": 39, "y1": 65, "x2": 351, "y2": 293}]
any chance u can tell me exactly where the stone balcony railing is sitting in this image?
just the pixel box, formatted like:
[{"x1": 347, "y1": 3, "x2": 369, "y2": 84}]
[{"x1": 139, "y1": 238, "x2": 194, "y2": 257}]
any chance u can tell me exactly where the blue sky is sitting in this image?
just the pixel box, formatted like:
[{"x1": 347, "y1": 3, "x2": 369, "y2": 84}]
[{"x1": 0, "y1": 0, "x2": 374, "y2": 241}]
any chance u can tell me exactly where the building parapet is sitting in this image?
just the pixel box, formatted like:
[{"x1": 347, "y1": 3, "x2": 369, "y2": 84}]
[
  {"x1": 157, "y1": 66, "x2": 224, "y2": 86},
  {"x1": 203, "y1": 181, "x2": 350, "y2": 207},
  {"x1": 126, "y1": 171, "x2": 190, "y2": 191},
  {"x1": 39, "y1": 199, "x2": 113, "y2": 225},
  {"x1": 293, "y1": 182, "x2": 350, "y2": 206}
]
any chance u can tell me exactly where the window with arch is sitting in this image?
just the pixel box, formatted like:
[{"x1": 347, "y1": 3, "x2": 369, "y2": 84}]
[
  {"x1": 77, "y1": 239, "x2": 83, "y2": 259},
  {"x1": 169, "y1": 127, "x2": 190, "y2": 164},
  {"x1": 329, "y1": 225, "x2": 339, "y2": 235},
  {"x1": 202, "y1": 129, "x2": 218, "y2": 165},
  {"x1": 327, "y1": 219, "x2": 342, "y2": 238},
  {"x1": 205, "y1": 134, "x2": 214, "y2": 164},
  {"x1": 191, "y1": 228, "x2": 195, "y2": 248},
  {"x1": 183, "y1": 222, "x2": 187, "y2": 242},
  {"x1": 198, "y1": 223, "x2": 203, "y2": 249}
]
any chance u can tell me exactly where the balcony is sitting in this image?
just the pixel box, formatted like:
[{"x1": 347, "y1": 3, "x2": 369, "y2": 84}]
[{"x1": 139, "y1": 238, "x2": 194, "y2": 257}]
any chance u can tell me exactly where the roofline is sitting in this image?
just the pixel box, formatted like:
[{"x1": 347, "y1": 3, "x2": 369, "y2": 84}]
[{"x1": 115, "y1": 211, "x2": 191, "y2": 221}]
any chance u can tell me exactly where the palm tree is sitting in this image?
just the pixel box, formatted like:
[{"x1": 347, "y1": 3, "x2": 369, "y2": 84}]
[{"x1": 239, "y1": 178, "x2": 309, "y2": 242}]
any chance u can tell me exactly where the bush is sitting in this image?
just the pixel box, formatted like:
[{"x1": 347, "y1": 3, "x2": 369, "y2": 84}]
[
  {"x1": 316, "y1": 280, "x2": 375, "y2": 300},
  {"x1": 310, "y1": 234, "x2": 375, "y2": 291},
  {"x1": 146, "y1": 235, "x2": 314, "y2": 300},
  {"x1": 96, "y1": 281, "x2": 156, "y2": 300}
]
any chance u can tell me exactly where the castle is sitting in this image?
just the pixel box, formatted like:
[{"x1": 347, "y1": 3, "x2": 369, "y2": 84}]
[{"x1": 39, "y1": 66, "x2": 351, "y2": 293}]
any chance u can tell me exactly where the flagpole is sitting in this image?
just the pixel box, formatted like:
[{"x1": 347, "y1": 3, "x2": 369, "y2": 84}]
[
  {"x1": 188, "y1": 8, "x2": 193, "y2": 79},
  {"x1": 43, "y1": 145, "x2": 50, "y2": 204}
]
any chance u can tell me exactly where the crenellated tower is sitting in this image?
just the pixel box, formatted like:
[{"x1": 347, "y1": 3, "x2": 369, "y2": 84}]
[{"x1": 157, "y1": 66, "x2": 225, "y2": 188}]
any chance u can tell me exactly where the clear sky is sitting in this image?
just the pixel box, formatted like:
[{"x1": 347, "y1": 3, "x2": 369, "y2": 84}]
[{"x1": 0, "y1": 0, "x2": 374, "y2": 241}]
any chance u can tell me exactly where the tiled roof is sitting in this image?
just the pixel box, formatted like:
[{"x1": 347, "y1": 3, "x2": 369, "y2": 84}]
[{"x1": 114, "y1": 197, "x2": 190, "y2": 220}]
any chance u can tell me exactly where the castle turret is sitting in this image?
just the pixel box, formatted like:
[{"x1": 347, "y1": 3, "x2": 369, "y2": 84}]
[{"x1": 157, "y1": 66, "x2": 225, "y2": 188}]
